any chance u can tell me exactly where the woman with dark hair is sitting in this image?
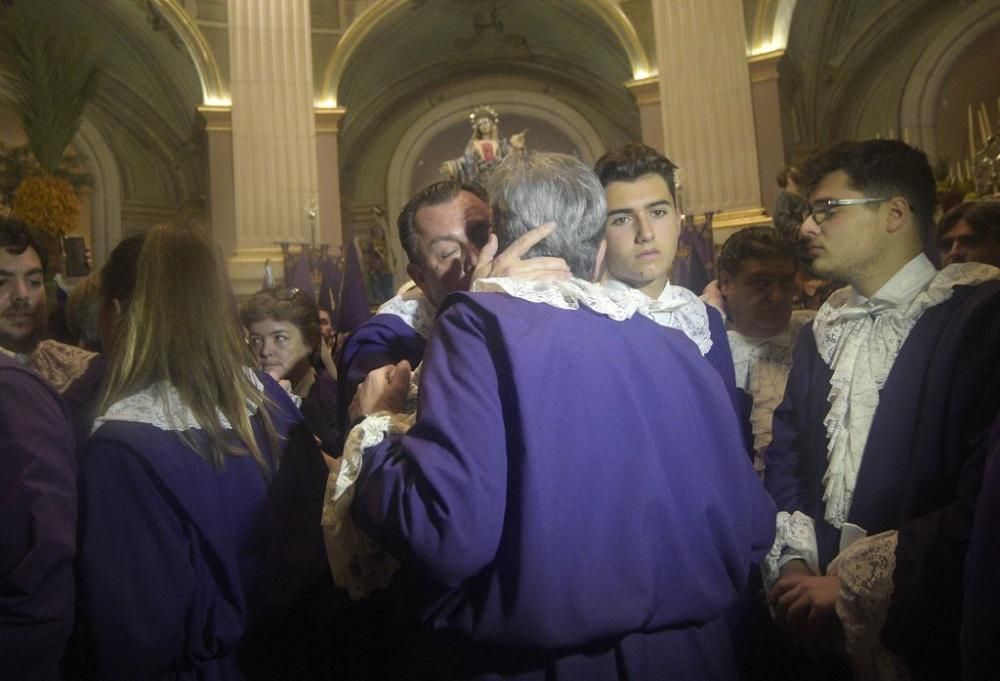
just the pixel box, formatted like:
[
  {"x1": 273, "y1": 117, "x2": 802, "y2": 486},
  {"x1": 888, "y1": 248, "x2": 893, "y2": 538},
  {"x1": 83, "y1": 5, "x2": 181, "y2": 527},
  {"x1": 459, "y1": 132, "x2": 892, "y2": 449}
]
[
  {"x1": 76, "y1": 224, "x2": 314, "y2": 680},
  {"x1": 241, "y1": 287, "x2": 340, "y2": 454}
]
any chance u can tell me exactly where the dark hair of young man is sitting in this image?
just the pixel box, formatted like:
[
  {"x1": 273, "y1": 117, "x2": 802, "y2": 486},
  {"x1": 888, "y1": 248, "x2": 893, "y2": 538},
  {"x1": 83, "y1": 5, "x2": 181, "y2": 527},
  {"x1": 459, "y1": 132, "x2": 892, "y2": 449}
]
[
  {"x1": 799, "y1": 139, "x2": 936, "y2": 237},
  {"x1": 0, "y1": 218, "x2": 48, "y2": 274},
  {"x1": 717, "y1": 226, "x2": 799, "y2": 277},
  {"x1": 395, "y1": 180, "x2": 488, "y2": 264},
  {"x1": 593, "y1": 143, "x2": 679, "y2": 203}
]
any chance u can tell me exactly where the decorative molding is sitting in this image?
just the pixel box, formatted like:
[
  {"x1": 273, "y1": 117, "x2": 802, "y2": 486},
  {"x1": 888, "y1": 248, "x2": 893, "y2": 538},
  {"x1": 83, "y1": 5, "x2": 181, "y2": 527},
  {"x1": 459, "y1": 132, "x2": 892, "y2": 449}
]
[
  {"x1": 748, "y1": 49, "x2": 785, "y2": 83},
  {"x1": 197, "y1": 105, "x2": 232, "y2": 132},
  {"x1": 315, "y1": 107, "x2": 348, "y2": 134},
  {"x1": 624, "y1": 75, "x2": 661, "y2": 106}
]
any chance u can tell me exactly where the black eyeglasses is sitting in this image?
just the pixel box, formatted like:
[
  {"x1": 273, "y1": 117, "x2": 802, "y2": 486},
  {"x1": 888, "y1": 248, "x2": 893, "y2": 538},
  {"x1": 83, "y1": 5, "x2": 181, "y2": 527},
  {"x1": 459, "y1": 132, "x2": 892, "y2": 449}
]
[
  {"x1": 806, "y1": 198, "x2": 887, "y2": 225},
  {"x1": 271, "y1": 286, "x2": 301, "y2": 301}
]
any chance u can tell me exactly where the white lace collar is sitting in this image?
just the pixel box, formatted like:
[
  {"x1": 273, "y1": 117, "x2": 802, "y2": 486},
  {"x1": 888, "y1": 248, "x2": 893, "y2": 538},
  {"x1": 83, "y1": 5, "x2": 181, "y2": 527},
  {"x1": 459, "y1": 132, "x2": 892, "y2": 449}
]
[
  {"x1": 813, "y1": 259, "x2": 1000, "y2": 528},
  {"x1": 469, "y1": 277, "x2": 713, "y2": 354},
  {"x1": 375, "y1": 287, "x2": 436, "y2": 339},
  {"x1": 602, "y1": 278, "x2": 713, "y2": 355},
  {"x1": 92, "y1": 368, "x2": 265, "y2": 434}
]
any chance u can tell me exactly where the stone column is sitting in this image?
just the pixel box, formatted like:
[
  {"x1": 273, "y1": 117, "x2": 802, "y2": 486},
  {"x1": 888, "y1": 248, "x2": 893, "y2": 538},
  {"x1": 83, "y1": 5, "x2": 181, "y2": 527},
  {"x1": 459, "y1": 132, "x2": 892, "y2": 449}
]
[
  {"x1": 227, "y1": 0, "x2": 319, "y2": 293},
  {"x1": 651, "y1": 0, "x2": 767, "y2": 236},
  {"x1": 198, "y1": 105, "x2": 236, "y2": 258},
  {"x1": 625, "y1": 76, "x2": 664, "y2": 154},
  {"x1": 749, "y1": 50, "x2": 788, "y2": 217},
  {"x1": 315, "y1": 107, "x2": 346, "y2": 251}
]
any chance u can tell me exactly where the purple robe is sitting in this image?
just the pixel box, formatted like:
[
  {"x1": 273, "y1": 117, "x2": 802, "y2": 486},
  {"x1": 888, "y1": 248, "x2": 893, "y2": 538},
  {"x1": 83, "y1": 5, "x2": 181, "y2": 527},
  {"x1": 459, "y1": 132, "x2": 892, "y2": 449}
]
[
  {"x1": 765, "y1": 282, "x2": 1000, "y2": 680},
  {"x1": 963, "y1": 415, "x2": 1000, "y2": 681},
  {"x1": 61, "y1": 352, "x2": 107, "y2": 450},
  {"x1": 77, "y1": 373, "x2": 306, "y2": 681},
  {"x1": 704, "y1": 305, "x2": 753, "y2": 455},
  {"x1": 0, "y1": 355, "x2": 77, "y2": 681},
  {"x1": 300, "y1": 368, "x2": 341, "y2": 454},
  {"x1": 337, "y1": 312, "x2": 427, "y2": 429},
  {"x1": 352, "y1": 291, "x2": 776, "y2": 680}
]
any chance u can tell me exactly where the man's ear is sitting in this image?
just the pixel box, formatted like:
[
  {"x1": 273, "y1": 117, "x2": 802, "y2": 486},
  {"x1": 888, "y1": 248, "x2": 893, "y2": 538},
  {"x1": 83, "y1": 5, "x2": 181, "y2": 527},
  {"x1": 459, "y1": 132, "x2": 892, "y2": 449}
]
[
  {"x1": 885, "y1": 196, "x2": 911, "y2": 234},
  {"x1": 718, "y1": 270, "x2": 733, "y2": 299},
  {"x1": 407, "y1": 263, "x2": 426, "y2": 290},
  {"x1": 591, "y1": 239, "x2": 607, "y2": 282}
]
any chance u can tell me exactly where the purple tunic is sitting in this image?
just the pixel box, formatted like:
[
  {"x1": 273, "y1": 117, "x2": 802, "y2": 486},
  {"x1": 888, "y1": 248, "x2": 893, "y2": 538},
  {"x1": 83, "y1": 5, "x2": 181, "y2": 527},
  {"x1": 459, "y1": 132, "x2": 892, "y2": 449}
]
[
  {"x1": 352, "y1": 291, "x2": 776, "y2": 680},
  {"x1": 0, "y1": 355, "x2": 77, "y2": 681},
  {"x1": 77, "y1": 373, "x2": 306, "y2": 681},
  {"x1": 300, "y1": 368, "x2": 341, "y2": 454},
  {"x1": 963, "y1": 415, "x2": 1000, "y2": 681},
  {"x1": 765, "y1": 282, "x2": 1000, "y2": 679}
]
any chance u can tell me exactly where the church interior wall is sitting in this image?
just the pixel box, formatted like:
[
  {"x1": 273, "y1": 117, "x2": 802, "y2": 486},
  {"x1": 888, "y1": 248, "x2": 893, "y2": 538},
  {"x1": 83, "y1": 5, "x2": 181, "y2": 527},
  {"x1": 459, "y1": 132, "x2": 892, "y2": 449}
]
[{"x1": 2, "y1": 0, "x2": 999, "y2": 282}]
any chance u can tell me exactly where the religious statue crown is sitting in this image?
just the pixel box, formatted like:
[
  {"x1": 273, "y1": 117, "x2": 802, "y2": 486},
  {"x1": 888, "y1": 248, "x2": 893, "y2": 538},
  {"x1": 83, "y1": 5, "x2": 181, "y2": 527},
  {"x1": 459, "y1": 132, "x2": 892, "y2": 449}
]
[{"x1": 469, "y1": 105, "x2": 500, "y2": 129}]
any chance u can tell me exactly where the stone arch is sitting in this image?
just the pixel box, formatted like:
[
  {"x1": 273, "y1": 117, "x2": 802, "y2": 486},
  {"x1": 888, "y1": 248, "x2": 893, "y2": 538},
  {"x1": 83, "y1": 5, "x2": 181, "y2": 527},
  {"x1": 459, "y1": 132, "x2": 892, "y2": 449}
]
[
  {"x1": 319, "y1": 0, "x2": 652, "y2": 106},
  {"x1": 899, "y1": 0, "x2": 1000, "y2": 159},
  {"x1": 152, "y1": 0, "x2": 227, "y2": 104},
  {"x1": 383, "y1": 89, "x2": 605, "y2": 284},
  {"x1": 74, "y1": 119, "x2": 123, "y2": 266}
]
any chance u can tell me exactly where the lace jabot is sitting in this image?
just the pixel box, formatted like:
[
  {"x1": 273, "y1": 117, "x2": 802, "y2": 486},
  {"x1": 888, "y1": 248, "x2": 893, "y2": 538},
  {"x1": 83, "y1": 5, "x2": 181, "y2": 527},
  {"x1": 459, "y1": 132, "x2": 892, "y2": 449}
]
[
  {"x1": 376, "y1": 287, "x2": 436, "y2": 339},
  {"x1": 813, "y1": 258, "x2": 1000, "y2": 527},
  {"x1": 473, "y1": 277, "x2": 713, "y2": 354},
  {"x1": 322, "y1": 412, "x2": 410, "y2": 599},
  {"x1": 728, "y1": 311, "x2": 813, "y2": 473},
  {"x1": 92, "y1": 368, "x2": 265, "y2": 433}
]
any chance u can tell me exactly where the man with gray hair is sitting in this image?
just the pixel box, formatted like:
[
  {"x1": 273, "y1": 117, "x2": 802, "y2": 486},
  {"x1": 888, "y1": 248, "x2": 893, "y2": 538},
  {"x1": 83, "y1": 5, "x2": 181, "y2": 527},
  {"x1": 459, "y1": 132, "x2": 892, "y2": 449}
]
[{"x1": 334, "y1": 151, "x2": 775, "y2": 680}]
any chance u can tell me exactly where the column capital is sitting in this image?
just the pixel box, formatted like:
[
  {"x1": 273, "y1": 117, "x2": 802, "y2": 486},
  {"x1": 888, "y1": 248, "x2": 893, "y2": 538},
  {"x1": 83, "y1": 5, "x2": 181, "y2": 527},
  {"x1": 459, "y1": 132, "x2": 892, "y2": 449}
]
[
  {"x1": 315, "y1": 106, "x2": 347, "y2": 134},
  {"x1": 748, "y1": 49, "x2": 785, "y2": 84},
  {"x1": 197, "y1": 105, "x2": 233, "y2": 132},
  {"x1": 624, "y1": 75, "x2": 661, "y2": 106}
]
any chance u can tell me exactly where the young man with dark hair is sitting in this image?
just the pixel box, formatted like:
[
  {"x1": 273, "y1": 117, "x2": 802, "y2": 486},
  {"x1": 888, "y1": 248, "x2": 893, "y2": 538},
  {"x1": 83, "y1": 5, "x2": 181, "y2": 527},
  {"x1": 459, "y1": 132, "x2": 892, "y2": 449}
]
[
  {"x1": 594, "y1": 143, "x2": 745, "y2": 445},
  {"x1": 0, "y1": 218, "x2": 78, "y2": 679},
  {"x1": 1, "y1": 218, "x2": 102, "y2": 443},
  {"x1": 763, "y1": 139, "x2": 1000, "y2": 680}
]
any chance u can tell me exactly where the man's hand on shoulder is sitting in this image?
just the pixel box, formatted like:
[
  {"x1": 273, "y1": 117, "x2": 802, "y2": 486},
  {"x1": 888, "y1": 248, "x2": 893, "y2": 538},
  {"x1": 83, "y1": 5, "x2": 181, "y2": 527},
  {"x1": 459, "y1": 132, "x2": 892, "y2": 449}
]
[{"x1": 471, "y1": 223, "x2": 571, "y2": 286}]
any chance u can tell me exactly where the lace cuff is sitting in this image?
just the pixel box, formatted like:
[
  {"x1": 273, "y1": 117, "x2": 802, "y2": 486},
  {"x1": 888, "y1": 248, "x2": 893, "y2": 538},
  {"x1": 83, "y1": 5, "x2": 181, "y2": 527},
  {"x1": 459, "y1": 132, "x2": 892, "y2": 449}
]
[
  {"x1": 762, "y1": 511, "x2": 820, "y2": 590},
  {"x1": 828, "y1": 530, "x2": 909, "y2": 681},
  {"x1": 321, "y1": 411, "x2": 412, "y2": 600}
]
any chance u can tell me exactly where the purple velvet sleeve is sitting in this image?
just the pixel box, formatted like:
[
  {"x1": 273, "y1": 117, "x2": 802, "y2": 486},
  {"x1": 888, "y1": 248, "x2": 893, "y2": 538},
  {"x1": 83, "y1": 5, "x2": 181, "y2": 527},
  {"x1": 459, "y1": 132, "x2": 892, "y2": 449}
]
[
  {"x1": 337, "y1": 314, "x2": 427, "y2": 432},
  {"x1": 0, "y1": 362, "x2": 77, "y2": 681},
  {"x1": 352, "y1": 306, "x2": 506, "y2": 588}
]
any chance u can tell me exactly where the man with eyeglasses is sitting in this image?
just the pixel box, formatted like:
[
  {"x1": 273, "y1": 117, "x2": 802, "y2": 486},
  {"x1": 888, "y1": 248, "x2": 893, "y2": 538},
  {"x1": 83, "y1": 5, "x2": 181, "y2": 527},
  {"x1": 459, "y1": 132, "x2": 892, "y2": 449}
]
[{"x1": 762, "y1": 139, "x2": 1000, "y2": 680}]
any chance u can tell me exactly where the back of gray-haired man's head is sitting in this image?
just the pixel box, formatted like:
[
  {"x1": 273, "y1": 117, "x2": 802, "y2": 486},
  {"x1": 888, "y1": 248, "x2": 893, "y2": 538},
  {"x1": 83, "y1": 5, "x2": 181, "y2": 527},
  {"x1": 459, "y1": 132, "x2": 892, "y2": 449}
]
[{"x1": 488, "y1": 151, "x2": 606, "y2": 279}]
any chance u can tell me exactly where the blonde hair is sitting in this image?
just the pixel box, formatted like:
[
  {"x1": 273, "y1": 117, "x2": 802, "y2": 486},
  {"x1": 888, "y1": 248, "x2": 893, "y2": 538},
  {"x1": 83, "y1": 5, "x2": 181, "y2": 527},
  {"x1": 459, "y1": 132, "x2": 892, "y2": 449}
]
[{"x1": 99, "y1": 224, "x2": 278, "y2": 469}]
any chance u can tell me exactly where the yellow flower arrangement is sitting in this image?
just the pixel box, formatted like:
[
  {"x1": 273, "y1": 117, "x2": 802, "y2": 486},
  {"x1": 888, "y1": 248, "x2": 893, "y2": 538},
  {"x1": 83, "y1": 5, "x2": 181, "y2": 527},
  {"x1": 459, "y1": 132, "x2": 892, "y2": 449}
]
[{"x1": 13, "y1": 174, "x2": 80, "y2": 237}]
